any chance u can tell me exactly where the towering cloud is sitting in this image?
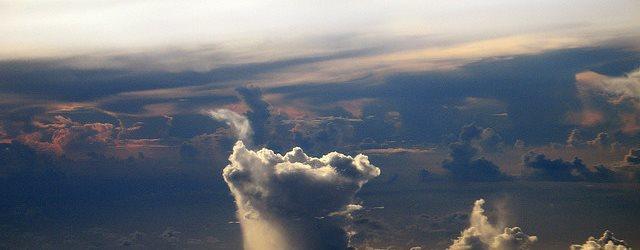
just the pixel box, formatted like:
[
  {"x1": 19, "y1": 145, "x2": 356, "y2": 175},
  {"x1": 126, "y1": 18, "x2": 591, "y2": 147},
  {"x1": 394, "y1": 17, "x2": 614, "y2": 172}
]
[
  {"x1": 222, "y1": 141, "x2": 380, "y2": 250},
  {"x1": 236, "y1": 87, "x2": 272, "y2": 146},
  {"x1": 208, "y1": 109, "x2": 253, "y2": 146},
  {"x1": 449, "y1": 199, "x2": 537, "y2": 250},
  {"x1": 570, "y1": 230, "x2": 629, "y2": 250}
]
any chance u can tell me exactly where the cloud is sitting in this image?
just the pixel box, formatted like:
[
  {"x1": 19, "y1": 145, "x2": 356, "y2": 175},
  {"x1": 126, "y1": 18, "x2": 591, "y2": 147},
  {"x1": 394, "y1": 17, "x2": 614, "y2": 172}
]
[
  {"x1": 587, "y1": 132, "x2": 611, "y2": 147},
  {"x1": 208, "y1": 109, "x2": 253, "y2": 146},
  {"x1": 570, "y1": 230, "x2": 629, "y2": 250},
  {"x1": 522, "y1": 152, "x2": 618, "y2": 182},
  {"x1": 566, "y1": 129, "x2": 585, "y2": 147},
  {"x1": 577, "y1": 67, "x2": 640, "y2": 99},
  {"x1": 449, "y1": 199, "x2": 537, "y2": 250},
  {"x1": 223, "y1": 141, "x2": 380, "y2": 250},
  {"x1": 236, "y1": 87, "x2": 272, "y2": 146},
  {"x1": 442, "y1": 142, "x2": 508, "y2": 181},
  {"x1": 160, "y1": 227, "x2": 181, "y2": 244},
  {"x1": 459, "y1": 124, "x2": 483, "y2": 142},
  {"x1": 16, "y1": 115, "x2": 116, "y2": 156},
  {"x1": 623, "y1": 148, "x2": 640, "y2": 165}
]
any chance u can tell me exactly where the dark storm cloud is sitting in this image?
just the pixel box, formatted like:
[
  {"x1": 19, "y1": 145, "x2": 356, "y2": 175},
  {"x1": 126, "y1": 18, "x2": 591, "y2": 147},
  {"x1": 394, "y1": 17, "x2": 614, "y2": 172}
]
[
  {"x1": 442, "y1": 142, "x2": 508, "y2": 182},
  {"x1": 522, "y1": 152, "x2": 619, "y2": 182},
  {"x1": 236, "y1": 87, "x2": 272, "y2": 146},
  {"x1": 0, "y1": 48, "x2": 376, "y2": 101},
  {"x1": 458, "y1": 123, "x2": 483, "y2": 142},
  {"x1": 440, "y1": 124, "x2": 508, "y2": 182}
]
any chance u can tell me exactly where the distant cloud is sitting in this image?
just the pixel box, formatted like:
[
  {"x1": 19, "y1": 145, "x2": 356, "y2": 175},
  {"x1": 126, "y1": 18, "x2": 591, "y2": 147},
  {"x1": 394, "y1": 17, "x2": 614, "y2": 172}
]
[
  {"x1": 570, "y1": 230, "x2": 629, "y2": 250},
  {"x1": 577, "y1": 68, "x2": 640, "y2": 99},
  {"x1": 522, "y1": 152, "x2": 618, "y2": 182},
  {"x1": 587, "y1": 132, "x2": 611, "y2": 147},
  {"x1": 236, "y1": 87, "x2": 271, "y2": 146},
  {"x1": 442, "y1": 142, "x2": 507, "y2": 181},
  {"x1": 442, "y1": 124, "x2": 508, "y2": 181},
  {"x1": 17, "y1": 115, "x2": 115, "y2": 156},
  {"x1": 208, "y1": 109, "x2": 253, "y2": 146},
  {"x1": 623, "y1": 148, "x2": 640, "y2": 166},
  {"x1": 223, "y1": 141, "x2": 380, "y2": 250},
  {"x1": 449, "y1": 199, "x2": 537, "y2": 250},
  {"x1": 566, "y1": 129, "x2": 585, "y2": 147}
]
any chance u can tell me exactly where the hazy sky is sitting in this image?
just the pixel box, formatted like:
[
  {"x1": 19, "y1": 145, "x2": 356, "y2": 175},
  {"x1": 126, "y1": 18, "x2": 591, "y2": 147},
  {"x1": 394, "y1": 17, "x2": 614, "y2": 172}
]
[{"x1": 2, "y1": 0, "x2": 638, "y2": 59}]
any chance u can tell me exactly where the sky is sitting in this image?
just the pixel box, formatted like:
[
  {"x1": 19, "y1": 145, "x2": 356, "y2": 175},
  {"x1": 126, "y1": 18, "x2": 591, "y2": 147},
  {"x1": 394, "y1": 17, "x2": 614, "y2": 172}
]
[
  {"x1": 1, "y1": 1, "x2": 640, "y2": 250},
  {"x1": 2, "y1": 0, "x2": 638, "y2": 58}
]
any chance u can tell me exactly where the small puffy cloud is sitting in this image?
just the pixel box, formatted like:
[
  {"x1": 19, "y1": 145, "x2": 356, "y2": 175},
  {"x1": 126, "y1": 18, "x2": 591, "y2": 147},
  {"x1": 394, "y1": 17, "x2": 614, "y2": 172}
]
[
  {"x1": 208, "y1": 109, "x2": 253, "y2": 146},
  {"x1": 223, "y1": 141, "x2": 380, "y2": 250},
  {"x1": 449, "y1": 199, "x2": 537, "y2": 250},
  {"x1": 570, "y1": 230, "x2": 629, "y2": 250}
]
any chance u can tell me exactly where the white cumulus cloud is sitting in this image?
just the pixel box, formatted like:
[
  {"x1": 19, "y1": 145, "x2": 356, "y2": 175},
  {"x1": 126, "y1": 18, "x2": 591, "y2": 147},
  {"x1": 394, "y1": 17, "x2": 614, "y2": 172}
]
[
  {"x1": 449, "y1": 199, "x2": 537, "y2": 250},
  {"x1": 223, "y1": 141, "x2": 380, "y2": 250}
]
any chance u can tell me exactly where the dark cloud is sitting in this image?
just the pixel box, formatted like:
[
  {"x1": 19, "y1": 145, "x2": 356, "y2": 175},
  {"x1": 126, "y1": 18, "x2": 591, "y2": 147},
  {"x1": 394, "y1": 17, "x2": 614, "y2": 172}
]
[
  {"x1": 566, "y1": 129, "x2": 585, "y2": 147},
  {"x1": 441, "y1": 125, "x2": 508, "y2": 182},
  {"x1": 587, "y1": 132, "x2": 611, "y2": 147},
  {"x1": 522, "y1": 152, "x2": 618, "y2": 182},
  {"x1": 442, "y1": 142, "x2": 508, "y2": 182},
  {"x1": 623, "y1": 148, "x2": 640, "y2": 165},
  {"x1": 459, "y1": 123, "x2": 483, "y2": 142},
  {"x1": 0, "y1": 49, "x2": 374, "y2": 101},
  {"x1": 268, "y1": 48, "x2": 640, "y2": 145},
  {"x1": 236, "y1": 87, "x2": 272, "y2": 146}
]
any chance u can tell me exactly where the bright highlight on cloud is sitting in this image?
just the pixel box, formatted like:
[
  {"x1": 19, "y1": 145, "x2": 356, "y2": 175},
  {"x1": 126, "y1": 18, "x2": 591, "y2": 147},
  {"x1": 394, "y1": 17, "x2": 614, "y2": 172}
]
[
  {"x1": 570, "y1": 230, "x2": 629, "y2": 250},
  {"x1": 449, "y1": 199, "x2": 537, "y2": 250},
  {"x1": 208, "y1": 109, "x2": 253, "y2": 146},
  {"x1": 578, "y1": 68, "x2": 640, "y2": 99},
  {"x1": 222, "y1": 141, "x2": 380, "y2": 250}
]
